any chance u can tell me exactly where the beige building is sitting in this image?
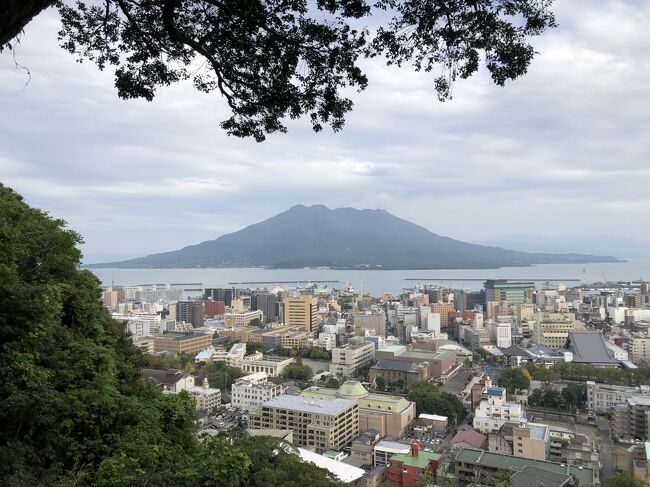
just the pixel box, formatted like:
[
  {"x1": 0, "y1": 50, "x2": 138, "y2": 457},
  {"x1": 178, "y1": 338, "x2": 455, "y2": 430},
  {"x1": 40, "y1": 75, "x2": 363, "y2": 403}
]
[
  {"x1": 431, "y1": 303, "x2": 455, "y2": 327},
  {"x1": 629, "y1": 336, "x2": 650, "y2": 362},
  {"x1": 533, "y1": 311, "x2": 583, "y2": 349},
  {"x1": 283, "y1": 295, "x2": 318, "y2": 335},
  {"x1": 224, "y1": 310, "x2": 263, "y2": 327},
  {"x1": 153, "y1": 332, "x2": 213, "y2": 355},
  {"x1": 101, "y1": 290, "x2": 119, "y2": 310},
  {"x1": 330, "y1": 339, "x2": 375, "y2": 377},
  {"x1": 301, "y1": 380, "x2": 416, "y2": 439},
  {"x1": 238, "y1": 354, "x2": 294, "y2": 377},
  {"x1": 369, "y1": 359, "x2": 428, "y2": 388},
  {"x1": 375, "y1": 344, "x2": 458, "y2": 382},
  {"x1": 190, "y1": 378, "x2": 221, "y2": 413},
  {"x1": 353, "y1": 310, "x2": 387, "y2": 337},
  {"x1": 248, "y1": 395, "x2": 359, "y2": 453}
]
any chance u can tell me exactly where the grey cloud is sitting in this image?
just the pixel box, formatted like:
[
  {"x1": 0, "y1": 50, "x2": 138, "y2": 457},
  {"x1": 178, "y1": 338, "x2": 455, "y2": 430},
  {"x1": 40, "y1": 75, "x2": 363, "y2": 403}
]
[{"x1": 0, "y1": 1, "x2": 649, "y2": 257}]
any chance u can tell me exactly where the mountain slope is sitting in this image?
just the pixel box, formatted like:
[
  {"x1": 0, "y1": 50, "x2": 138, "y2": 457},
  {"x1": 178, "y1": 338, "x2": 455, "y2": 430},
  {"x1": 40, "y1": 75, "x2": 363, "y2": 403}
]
[{"x1": 89, "y1": 205, "x2": 619, "y2": 269}]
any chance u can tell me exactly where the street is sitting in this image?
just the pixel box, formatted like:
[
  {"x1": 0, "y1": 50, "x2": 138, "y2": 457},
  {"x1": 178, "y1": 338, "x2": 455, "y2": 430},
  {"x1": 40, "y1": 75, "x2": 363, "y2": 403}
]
[{"x1": 598, "y1": 419, "x2": 614, "y2": 486}]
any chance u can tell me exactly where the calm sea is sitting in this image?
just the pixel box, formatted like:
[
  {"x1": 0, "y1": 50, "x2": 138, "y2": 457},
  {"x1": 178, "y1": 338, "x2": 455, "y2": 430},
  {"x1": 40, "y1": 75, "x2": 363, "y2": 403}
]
[{"x1": 88, "y1": 259, "x2": 650, "y2": 296}]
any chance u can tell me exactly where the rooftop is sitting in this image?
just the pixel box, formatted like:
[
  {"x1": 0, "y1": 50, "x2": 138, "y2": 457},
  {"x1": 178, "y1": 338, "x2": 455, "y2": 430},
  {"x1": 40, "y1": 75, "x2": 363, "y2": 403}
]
[
  {"x1": 373, "y1": 359, "x2": 421, "y2": 372},
  {"x1": 301, "y1": 386, "x2": 412, "y2": 413},
  {"x1": 511, "y1": 465, "x2": 573, "y2": 487},
  {"x1": 455, "y1": 448, "x2": 594, "y2": 485},
  {"x1": 391, "y1": 450, "x2": 441, "y2": 468},
  {"x1": 141, "y1": 368, "x2": 189, "y2": 385},
  {"x1": 298, "y1": 448, "x2": 365, "y2": 483},
  {"x1": 378, "y1": 344, "x2": 406, "y2": 353},
  {"x1": 262, "y1": 394, "x2": 356, "y2": 415},
  {"x1": 563, "y1": 331, "x2": 620, "y2": 365}
]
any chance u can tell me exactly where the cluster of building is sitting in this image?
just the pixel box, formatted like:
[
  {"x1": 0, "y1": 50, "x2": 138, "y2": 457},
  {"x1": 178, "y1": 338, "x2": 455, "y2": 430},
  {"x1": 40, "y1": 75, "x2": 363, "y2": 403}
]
[{"x1": 96, "y1": 278, "x2": 650, "y2": 487}]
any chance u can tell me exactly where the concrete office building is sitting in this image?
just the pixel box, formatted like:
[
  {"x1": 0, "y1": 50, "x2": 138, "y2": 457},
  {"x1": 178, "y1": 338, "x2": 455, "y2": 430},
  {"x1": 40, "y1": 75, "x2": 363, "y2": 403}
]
[
  {"x1": 248, "y1": 395, "x2": 359, "y2": 453},
  {"x1": 534, "y1": 311, "x2": 583, "y2": 350},
  {"x1": 224, "y1": 309, "x2": 263, "y2": 327},
  {"x1": 176, "y1": 300, "x2": 205, "y2": 328},
  {"x1": 301, "y1": 380, "x2": 416, "y2": 439},
  {"x1": 283, "y1": 295, "x2": 318, "y2": 335},
  {"x1": 613, "y1": 396, "x2": 650, "y2": 442},
  {"x1": 330, "y1": 339, "x2": 375, "y2": 377},
  {"x1": 238, "y1": 354, "x2": 294, "y2": 377},
  {"x1": 230, "y1": 372, "x2": 286, "y2": 410},
  {"x1": 353, "y1": 309, "x2": 387, "y2": 337},
  {"x1": 431, "y1": 303, "x2": 455, "y2": 327},
  {"x1": 153, "y1": 332, "x2": 212, "y2": 355},
  {"x1": 251, "y1": 293, "x2": 279, "y2": 323},
  {"x1": 586, "y1": 381, "x2": 650, "y2": 414}
]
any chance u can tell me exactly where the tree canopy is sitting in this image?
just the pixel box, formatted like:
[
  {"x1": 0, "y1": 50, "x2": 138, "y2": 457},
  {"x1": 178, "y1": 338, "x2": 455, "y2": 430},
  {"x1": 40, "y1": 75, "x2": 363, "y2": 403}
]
[
  {"x1": 2, "y1": 0, "x2": 555, "y2": 141},
  {"x1": 0, "y1": 183, "x2": 344, "y2": 486},
  {"x1": 497, "y1": 367, "x2": 531, "y2": 392},
  {"x1": 408, "y1": 381, "x2": 466, "y2": 422}
]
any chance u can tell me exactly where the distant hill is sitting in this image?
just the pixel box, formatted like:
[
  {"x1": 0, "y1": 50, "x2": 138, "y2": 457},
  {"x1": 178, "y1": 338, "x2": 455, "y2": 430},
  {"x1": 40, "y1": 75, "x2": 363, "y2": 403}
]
[
  {"x1": 475, "y1": 234, "x2": 650, "y2": 259},
  {"x1": 88, "y1": 205, "x2": 620, "y2": 269}
]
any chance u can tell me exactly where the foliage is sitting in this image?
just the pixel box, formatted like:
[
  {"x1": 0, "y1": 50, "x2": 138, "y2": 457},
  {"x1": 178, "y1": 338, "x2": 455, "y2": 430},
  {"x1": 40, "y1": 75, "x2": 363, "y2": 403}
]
[
  {"x1": 282, "y1": 358, "x2": 313, "y2": 381},
  {"x1": 235, "y1": 436, "x2": 347, "y2": 487},
  {"x1": 375, "y1": 376, "x2": 387, "y2": 391},
  {"x1": 1, "y1": 0, "x2": 556, "y2": 141},
  {"x1": 324, "y1": 377, "x2": 341, "y2": 389},
  {"x1": 526, "y1": 362, "x2": 650, "y2": 387},
  {"x1": 245, "y1": 342, "x2": 265, "y2": 355},
  {"x1": 528, "y1": 383, "x2": 586, "y2": 412},
  {"x1": 273, "y1": 346, "x2": 331, "y2": 360},
  {"x1": 408, "y1": 381, "x2": 466, "y2": 422},
  {"x1": 194, "y1": 362, "x2": 246, "y2": 391},
  {"x1": 0, "y1": 184, "x2": 250, "y2": 486},
  {"x1": 416, "y1": 471, "x2": 437, "y2": 487},
  {"x1": 497, "y1": 367, "x2": 530, "y2": 392},
  {"x1": 355, "y1": 362, "x2": 373, "y2": 381},
  {"x1": 527, "y1": 388, "x2": 565, "y2": 410},
  {"x1": 608, "y1": 473, "x2": 645, "y2": 487}
]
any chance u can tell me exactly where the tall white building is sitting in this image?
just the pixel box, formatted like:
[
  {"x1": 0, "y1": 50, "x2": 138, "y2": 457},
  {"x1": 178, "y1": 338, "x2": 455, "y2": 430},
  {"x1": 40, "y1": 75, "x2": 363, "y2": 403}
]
[
  {"x1": 423, "y1": 313, "x2": 441, "y2": 335},
  {"x1": 488, "y1": 321, "x2": 512, "y2": 348},
  {"x1": 473, "y1": 385, "x2": 526, "y2": 433}
]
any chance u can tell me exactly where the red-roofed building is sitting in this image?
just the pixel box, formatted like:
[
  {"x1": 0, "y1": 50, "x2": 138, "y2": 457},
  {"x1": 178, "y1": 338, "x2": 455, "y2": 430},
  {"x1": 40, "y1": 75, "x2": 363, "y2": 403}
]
[{"x1": 387, "y1": 441, "x2": 442, "y2": 487}]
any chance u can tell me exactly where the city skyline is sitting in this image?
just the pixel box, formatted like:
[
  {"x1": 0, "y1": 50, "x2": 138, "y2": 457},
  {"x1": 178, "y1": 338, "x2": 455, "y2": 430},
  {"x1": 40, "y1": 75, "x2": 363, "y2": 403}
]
[{"x1": 1, "y1": 0, "x2": 648, "y2": 261}]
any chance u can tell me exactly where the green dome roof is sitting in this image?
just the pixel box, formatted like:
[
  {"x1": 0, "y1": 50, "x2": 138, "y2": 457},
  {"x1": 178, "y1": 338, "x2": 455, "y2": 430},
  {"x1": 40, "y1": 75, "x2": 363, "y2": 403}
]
[{"x1": 336, "y1": 380, "x2": 368, "y2": 398}]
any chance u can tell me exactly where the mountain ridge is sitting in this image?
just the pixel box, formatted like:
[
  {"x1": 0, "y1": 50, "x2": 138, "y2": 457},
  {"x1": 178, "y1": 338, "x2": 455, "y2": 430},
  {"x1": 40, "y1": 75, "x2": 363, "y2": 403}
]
[{"x1": 88, "y1": 205, "x2": 620, "y2": 269}]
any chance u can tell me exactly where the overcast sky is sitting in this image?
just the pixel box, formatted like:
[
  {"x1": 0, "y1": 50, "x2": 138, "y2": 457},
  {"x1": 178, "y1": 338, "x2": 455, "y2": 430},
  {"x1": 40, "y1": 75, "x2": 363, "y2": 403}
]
[{"x1": 1, "y1": 1, "x2": 649, "y2": 262}]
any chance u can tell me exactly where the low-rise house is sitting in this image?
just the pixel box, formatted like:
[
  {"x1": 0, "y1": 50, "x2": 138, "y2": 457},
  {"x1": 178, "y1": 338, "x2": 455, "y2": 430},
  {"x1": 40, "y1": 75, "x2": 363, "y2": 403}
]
[{"x1": 451, "y1": 429, "x2": 487, "y2": 450}]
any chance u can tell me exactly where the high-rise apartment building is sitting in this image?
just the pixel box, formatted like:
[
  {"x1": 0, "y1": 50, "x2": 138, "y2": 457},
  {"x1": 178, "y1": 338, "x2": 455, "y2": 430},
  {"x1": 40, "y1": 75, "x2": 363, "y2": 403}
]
[
  {"x1": 431, "y1": 303, "x2": 455, "y2": 327},
  {"x1": 283, "y1": 295, "x2": 318, "y2": 335},
  {"x1": 176, "y1": 300, "x2": 205, "y2": 327},
  {"x1": 251, "y1": 293, "x2": 279, "y2": 323}
]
